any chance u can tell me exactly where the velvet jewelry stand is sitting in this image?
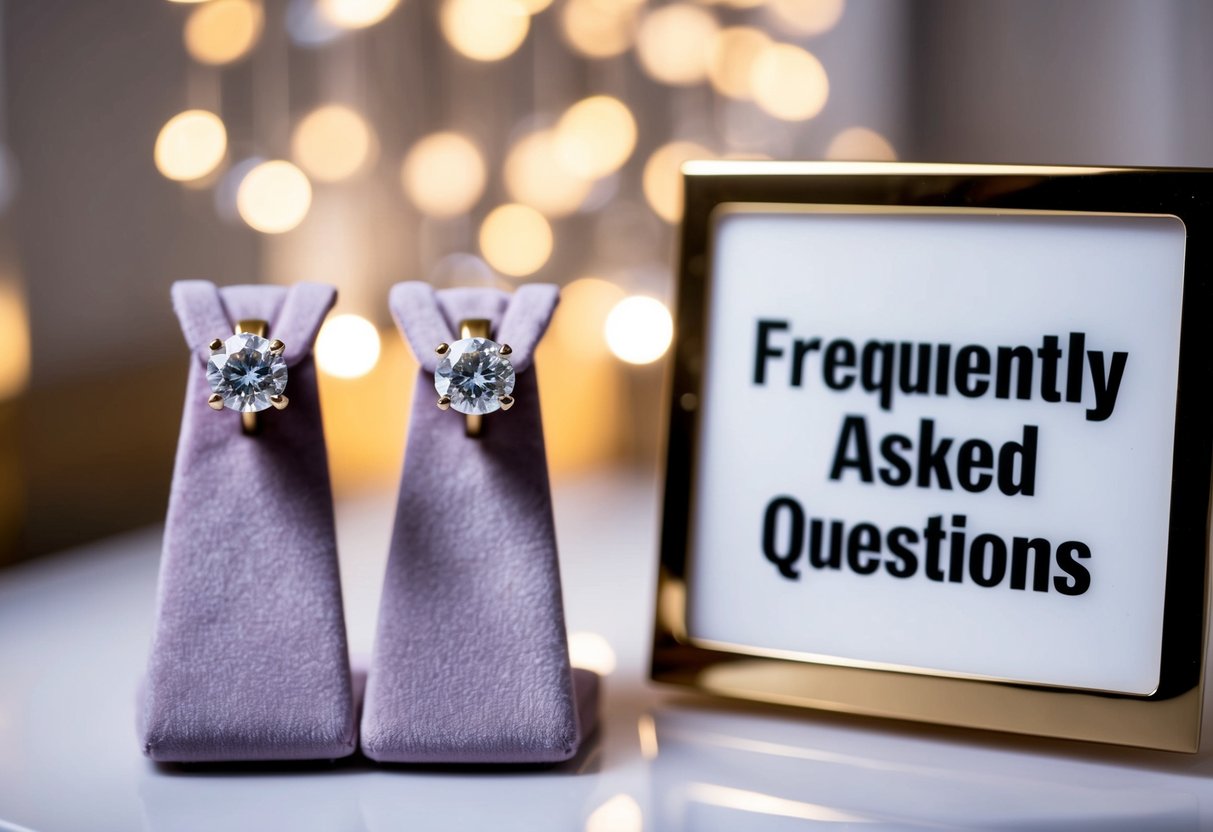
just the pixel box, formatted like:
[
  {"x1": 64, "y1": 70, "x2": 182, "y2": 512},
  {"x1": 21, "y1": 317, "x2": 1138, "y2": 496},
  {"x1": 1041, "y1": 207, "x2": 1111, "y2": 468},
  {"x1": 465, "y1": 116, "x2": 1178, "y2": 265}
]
[
  {"x1": 360, "y1": 282, "x2": 599, "y2": 764},
  {"x1": 139, "y1": 281, "x2": 356, "y2": 762}
]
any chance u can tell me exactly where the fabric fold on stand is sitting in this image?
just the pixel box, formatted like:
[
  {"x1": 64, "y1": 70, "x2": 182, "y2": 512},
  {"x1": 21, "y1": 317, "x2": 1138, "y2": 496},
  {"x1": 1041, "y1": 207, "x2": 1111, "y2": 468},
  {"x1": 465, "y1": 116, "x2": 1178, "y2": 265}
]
[
  {"x1": 361, "y1": 281, "x2": 598, "y2": 764},
  {"x1": 140, "y1": 281, "x2": 355, "y2": 762}
]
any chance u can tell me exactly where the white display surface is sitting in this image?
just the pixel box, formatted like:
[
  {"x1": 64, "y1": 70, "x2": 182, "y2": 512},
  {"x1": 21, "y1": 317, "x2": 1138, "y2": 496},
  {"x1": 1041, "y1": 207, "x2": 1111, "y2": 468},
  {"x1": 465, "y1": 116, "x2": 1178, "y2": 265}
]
[
  {"x1": 688, "y1": 209, "x2": 1187, "y2": 695},
  {"x1": 5, "y1": 475, "x2": 1213, "y2": 832}
]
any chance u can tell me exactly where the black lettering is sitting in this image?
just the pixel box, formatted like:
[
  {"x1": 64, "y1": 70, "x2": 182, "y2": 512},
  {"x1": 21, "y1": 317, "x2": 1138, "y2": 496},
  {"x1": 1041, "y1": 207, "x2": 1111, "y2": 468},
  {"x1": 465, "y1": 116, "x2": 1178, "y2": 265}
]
[
  {"x1": 957, "y1": 439, "x2": 994, "y2": 492},
  {"x1": 1010, "y1": 536, "x2": 1052, "y2": 592},
  {"x1": 808, "y1": 519, "x2": 844, "y2": 569},
  {"x1": 923, "y1": 515, "x2": 946, "y2": 581},
  {"x1": 879, "y1": 433, "x2": 913, "y2": 487},
  {"x1": 762, "y1": 497, "x2": 804, "y2": 579},
  {"x1": 829, "y1": 416, "x2": 873, "y2": 483},
  {"x1": 1066, "y1": 332, "x2": 1086, "y2": 403},
  {"x1": 1087, "y1": 350, "x2": 1128, "y2": 422},
  {"x1": 969, "y1": 534, "x2": 1008, "y2": 587},
  {"x1": 935, "y1": 344, "x2": 952, "y2": 396},
  {"x1": 948, "y1": 513, "x2": 967, "y2": 583},
  {"x1": 1054, "y1": 541, "x2": 1092, "y2": 596},
  {"x1": 956, "y1": 346, "x2": 991, "y2": 397},
  {"x1": 847, "y1": 523, "x2": 882, "y2": 574},
  {"x1": 995, "y1": 346, "x2": 1034, "y2": 400},
  {"x1": 861, "y1": 341, "x2": 896, "y2": 410},
  {"x1": 754, "y1": 320, "x2": 788, "y2": 385},
  {"x1": 1038, "y1": 335, "x2": 1062, "y2": 402},
  {"x1": 998, "y1": 425, "x2": 1038, "y2": 496},
  {"x1": 885, "y1": 527, "x2": 919, "y2": 578},
  {"x1": 790, "y1": 338, "x2": 822, "y2": 387},
  {"x1": 898, "y1": 342, "x2": 931, "y2": 395},
  {"x1": 916, "y1": 419, "x2": 953, "y2": 490},
  {"x1": 823, "y1": 339, "x2": 857, "y2": 390}
]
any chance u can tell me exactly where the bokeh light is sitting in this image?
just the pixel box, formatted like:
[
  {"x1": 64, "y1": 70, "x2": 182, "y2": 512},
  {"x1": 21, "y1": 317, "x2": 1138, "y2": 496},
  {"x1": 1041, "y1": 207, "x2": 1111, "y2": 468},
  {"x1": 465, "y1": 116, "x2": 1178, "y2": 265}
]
[
  {"x1": 767, "y1": 0, "x2": 845, "y2": 36},
  {"x1": 318, "y1": 0, "x2": 401, "y2": 29},
  {"x1": 578, "y1": 174, "x2": 620, "y2": 214},
  {"x1": 585, "y1": 794, "x2": 643, "y2": 832},
  {"x1": 504, "y1": 129, "x2": 593, "y2": 218},
  {"x1": 0, "y1": 281, "x2": 30, "y2": 401},
  {"x1": 708, "y1": 26, "x2": 770, "y2": 100},
  {"x1": 555, "y1": 96, "x2": 637, "y2": 180},
  {"x1": 183, "y1": 0, "x2": 264, "y2": 66},
  {"x1": 291, "y1": 104, "x2": 376, "y2": 183},
  {"x1": 825, "y1": 126, "x2": 897, "y2": 161},
  {"x1": 213, "y1": 157, "x2": 262, "y2": 223},
  {"x1": 537, "y1": 276, "x2": 628, "y2": 473},
  {"x1": 440, "y1": 0, "x2": 530, "y2": 62},
  {"x1": 568, "y1": 631, "x2": 618, "y2": 675},
  {"x1": 235, "y1": 160, "x2": 313, "y2": 234},
  {"x1": 401, "y1": 131, "x2": 486, "y2": 218},
  {"x1": 636, "y1": 3, "x2": 718, "y2": 86},
  {"x1": 559, "y1": 0, "x2": 639, "y2": 59},
  {"x1": 642, "y1": 140, "x2": 711, "y2": 224},
  {"x1": 551, "y1": 277, "x2": 627, "y2": 359},
  {"x1": 751, "y1": 43, "x2": 829, "y2": 121},
  {"x1": 479, "y1": 203, "x2": 553, "y2": 277},
  {"x1": 315, "y1": 314, "x2": 382, "y2": 379},
  {"x1": 605, "y1": 295, "x2": 673, "y2": 365},
  {"x1": 154, "y1": 110, "x2": 227, "y2": 182},
  {"x1": 286, "y1": 0, "x2": 342, "y2": 46}
]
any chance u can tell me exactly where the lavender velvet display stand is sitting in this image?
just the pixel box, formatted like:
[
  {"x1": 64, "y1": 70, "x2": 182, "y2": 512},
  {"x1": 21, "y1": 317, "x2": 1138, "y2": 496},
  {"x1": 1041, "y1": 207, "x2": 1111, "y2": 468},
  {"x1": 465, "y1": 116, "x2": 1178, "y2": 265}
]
[
  {"x1": 139, "y1": 280, "x2": 356, "y2": 763},
  {"x1": 360, "y1": 282, "x2": 599, "y2": 764}
]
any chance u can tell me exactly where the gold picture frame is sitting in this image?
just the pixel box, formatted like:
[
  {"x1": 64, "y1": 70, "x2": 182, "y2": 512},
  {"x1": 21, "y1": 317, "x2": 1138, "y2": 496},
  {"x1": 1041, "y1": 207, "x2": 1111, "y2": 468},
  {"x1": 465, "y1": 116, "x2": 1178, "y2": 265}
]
[{"x1": 652, "y1": 162, "x2": 1213, "y2": 752}]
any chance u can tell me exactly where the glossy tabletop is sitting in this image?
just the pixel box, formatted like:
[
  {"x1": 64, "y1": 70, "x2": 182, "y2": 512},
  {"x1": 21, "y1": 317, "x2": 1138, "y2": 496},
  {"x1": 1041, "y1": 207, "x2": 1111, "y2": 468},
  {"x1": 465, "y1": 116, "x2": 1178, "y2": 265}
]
[{"x1": 2, "y1": 470, "x2": 1213, "y2": 831}]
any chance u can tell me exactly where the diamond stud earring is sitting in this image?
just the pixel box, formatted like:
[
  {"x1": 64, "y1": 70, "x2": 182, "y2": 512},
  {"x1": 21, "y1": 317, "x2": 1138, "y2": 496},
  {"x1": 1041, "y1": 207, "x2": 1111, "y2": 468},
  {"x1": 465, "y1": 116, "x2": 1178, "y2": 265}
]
[
  {"x1": 206, "y1": 319, "x2": 289, "y2": 436},
  {"x1": 434, "y1": 319, "x2": 515, "y2": 438}
]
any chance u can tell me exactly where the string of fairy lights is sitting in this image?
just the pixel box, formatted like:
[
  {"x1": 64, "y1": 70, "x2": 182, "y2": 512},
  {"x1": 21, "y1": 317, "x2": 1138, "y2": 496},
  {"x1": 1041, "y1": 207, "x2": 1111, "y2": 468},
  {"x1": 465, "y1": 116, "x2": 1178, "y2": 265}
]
[{"x1": 154, "y1": 0, "x2": 895, "y2": 378}]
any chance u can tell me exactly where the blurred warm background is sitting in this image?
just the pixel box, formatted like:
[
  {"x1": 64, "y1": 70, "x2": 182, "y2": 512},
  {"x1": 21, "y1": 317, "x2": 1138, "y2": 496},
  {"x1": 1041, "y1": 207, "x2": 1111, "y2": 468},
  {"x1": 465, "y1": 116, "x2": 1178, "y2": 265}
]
[{"x1": 0, "y1": 0, "x2": 1210, "y2": 564}]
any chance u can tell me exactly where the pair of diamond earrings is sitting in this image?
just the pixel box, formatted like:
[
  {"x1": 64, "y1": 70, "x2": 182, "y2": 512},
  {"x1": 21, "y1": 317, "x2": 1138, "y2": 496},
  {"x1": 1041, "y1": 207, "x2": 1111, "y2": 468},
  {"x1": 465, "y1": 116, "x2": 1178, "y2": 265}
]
[{"x1": 205, "y1": 316, "x2": 516, "y2": 438}]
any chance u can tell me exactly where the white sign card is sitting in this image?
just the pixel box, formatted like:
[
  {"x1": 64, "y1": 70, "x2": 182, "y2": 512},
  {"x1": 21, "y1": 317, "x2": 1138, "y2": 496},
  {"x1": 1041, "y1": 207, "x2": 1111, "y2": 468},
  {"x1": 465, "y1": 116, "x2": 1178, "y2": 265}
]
[{"x1": 687, "y1": 209, "x2": 1187, "y2": 695}]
